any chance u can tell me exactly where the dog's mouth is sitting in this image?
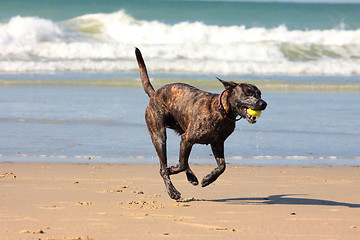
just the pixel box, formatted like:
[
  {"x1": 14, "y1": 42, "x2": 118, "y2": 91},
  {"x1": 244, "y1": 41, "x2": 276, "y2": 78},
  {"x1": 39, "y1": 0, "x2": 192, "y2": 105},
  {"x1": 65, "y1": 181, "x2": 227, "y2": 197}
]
[{"x1": 243, "y1": 107, "x2": 260, "y2": 124}]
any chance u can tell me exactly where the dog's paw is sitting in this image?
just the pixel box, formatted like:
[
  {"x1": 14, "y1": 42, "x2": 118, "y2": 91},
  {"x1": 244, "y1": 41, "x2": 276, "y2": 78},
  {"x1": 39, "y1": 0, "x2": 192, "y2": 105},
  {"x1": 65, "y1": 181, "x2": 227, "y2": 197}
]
[
  {"x1": 168, "y1": 188, "x2": 181, "y2": 200},
  {"x1": 201, "y1": 174, "x2": 217, "y2": 188},
  {"x1": 186, "y1": 170, "x2": 199, "y2": 186},
  {"x1": 201, "y1": 180, "x2": 210, "y2": 188},
  {"x1": 166, "y1": 182, "x2": 182, "y2": 200}
]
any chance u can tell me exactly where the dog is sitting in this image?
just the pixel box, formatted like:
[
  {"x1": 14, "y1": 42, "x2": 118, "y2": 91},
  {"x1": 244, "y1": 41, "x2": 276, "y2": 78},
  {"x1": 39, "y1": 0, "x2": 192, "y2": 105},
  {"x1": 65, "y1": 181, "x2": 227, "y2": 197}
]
[{"x1": 135, "y1": 48, "x2": 267, "y2": 200}]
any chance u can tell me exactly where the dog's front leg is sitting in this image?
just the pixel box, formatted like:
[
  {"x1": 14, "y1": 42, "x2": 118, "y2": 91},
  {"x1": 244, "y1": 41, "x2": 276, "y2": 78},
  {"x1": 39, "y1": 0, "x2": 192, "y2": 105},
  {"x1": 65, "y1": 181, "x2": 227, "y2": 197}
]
[{"x1": 201, "y1": 142, "x2": 226, "y2": 187}]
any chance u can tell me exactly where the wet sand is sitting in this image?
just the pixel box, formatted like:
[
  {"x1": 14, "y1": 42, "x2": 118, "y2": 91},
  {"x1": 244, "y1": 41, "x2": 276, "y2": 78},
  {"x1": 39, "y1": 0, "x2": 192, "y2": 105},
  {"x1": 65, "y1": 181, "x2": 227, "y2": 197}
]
[{"x1": 1, "y1": 162, "x2": 359, "y2": 239}]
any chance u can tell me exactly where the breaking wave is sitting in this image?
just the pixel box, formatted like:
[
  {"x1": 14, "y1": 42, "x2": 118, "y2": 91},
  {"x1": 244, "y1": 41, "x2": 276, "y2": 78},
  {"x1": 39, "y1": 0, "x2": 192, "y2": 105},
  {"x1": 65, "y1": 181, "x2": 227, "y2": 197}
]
[{"x1": 0, "y1": 10, "x2": 359, "y2": 75}]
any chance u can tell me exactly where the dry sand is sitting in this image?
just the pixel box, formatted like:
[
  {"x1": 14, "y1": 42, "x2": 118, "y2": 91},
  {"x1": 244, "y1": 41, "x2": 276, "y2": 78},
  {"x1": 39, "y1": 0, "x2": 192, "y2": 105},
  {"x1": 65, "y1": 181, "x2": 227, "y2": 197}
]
[{"x1": 0, "y1": 162, "x2": 359, "y2": 240}]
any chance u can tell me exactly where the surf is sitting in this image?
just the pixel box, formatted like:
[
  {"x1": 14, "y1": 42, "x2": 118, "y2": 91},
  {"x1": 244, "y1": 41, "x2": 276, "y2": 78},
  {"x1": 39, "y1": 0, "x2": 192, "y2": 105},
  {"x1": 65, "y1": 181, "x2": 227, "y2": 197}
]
[{"x1": 0, "y1": 10, "x2": 359, "y2": 75}]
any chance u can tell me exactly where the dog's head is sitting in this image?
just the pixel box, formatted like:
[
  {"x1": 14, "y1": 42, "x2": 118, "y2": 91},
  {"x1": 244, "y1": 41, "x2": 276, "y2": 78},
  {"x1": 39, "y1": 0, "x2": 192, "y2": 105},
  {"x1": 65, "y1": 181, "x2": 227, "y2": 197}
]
[{"x1": 218, "y1": 78, "x2": 267, "y2": 124}]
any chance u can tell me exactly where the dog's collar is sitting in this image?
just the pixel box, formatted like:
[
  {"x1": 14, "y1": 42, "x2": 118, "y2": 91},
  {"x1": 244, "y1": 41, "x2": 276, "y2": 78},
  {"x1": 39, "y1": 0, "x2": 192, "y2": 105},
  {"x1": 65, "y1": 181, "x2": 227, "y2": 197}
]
[{"x1": 218, "y1": 91, "x2": 242, "y2": 122}]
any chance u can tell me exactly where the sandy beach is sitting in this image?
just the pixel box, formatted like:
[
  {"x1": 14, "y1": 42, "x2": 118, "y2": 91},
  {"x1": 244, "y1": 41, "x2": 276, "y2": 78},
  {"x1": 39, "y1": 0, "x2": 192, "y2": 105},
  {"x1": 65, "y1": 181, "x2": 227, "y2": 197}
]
[{"x1": 0, "y1": 162, "x2": 359, "y2": 240}]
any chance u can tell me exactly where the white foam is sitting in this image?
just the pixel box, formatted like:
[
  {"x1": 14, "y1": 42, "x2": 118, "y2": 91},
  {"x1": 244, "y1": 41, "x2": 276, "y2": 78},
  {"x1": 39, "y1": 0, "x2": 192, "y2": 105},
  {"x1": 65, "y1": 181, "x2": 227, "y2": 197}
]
[
  {"x1": 0, "y1": 16, "x2": 64, "y2": 44},
  {"x1": 0, "y1": 11, "x2": 359, "y2": 75},
  {"x1": 70, "y1": 11, "x2": 360, "y2": 46}
]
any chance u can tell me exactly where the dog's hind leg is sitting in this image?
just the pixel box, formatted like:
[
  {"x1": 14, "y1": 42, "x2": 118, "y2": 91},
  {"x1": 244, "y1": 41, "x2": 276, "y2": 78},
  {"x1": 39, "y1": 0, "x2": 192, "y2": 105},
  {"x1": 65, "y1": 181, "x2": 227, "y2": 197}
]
[
  {"x1": 201, "y1": 142, "x2": 226, "y2": 187},
  {"x1": 150, "y1": 129, "x2": 181, "y2": 200},
  {"x1": 160, "y1": 168, "x2": 182, "y2": 200},
  {"x1": 168, "y1": 135, "x2": 199, "y2": 186},
  {"x1": 146, "y1": 108, "x2": 182, "y2": 200},
  {"x1": 186, "y1": 168, "x2": 199, "y2": 186}
]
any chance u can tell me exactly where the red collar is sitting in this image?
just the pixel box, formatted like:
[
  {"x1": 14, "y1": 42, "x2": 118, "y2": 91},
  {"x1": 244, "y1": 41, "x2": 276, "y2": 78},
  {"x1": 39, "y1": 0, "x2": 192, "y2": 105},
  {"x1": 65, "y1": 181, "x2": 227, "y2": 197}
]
[{"x1": 218, "y1": 91, "x2": 241, "y2": 122}]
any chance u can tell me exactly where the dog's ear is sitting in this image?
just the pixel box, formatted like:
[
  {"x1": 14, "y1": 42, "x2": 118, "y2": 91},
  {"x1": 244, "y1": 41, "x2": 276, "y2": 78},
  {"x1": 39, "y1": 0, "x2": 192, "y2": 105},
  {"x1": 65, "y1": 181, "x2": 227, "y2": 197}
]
[{"x1": 217, "y1": 77, "x2": 238, "y2": 92}]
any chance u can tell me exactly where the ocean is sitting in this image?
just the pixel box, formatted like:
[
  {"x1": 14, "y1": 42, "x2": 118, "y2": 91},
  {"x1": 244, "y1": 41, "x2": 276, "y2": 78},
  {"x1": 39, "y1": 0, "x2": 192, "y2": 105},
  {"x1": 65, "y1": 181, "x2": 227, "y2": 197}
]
[{"x1": 0, "y1": 0, "x2": 359, "y2": 165}]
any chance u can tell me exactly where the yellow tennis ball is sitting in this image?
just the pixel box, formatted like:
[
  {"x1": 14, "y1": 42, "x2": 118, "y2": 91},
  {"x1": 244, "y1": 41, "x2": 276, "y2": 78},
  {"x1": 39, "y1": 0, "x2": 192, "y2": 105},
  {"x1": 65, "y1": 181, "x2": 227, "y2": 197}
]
[{"x1": 247, "y1": 108, "x2": 262, "y2": 118}]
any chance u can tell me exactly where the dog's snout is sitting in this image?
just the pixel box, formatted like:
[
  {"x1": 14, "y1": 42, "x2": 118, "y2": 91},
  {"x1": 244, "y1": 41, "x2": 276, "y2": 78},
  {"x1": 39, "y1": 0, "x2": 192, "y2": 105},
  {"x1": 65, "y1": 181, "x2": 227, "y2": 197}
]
[{"x1": 257, "y1": 100, "x2": 267, "y2": 110}]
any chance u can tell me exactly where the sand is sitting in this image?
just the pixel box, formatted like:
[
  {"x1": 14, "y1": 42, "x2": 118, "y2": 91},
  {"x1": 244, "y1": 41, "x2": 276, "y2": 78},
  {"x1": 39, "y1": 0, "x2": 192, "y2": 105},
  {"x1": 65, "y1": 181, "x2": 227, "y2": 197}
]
[{"x1": 0, "y1": 162, "x2": 359, "y2": 240}]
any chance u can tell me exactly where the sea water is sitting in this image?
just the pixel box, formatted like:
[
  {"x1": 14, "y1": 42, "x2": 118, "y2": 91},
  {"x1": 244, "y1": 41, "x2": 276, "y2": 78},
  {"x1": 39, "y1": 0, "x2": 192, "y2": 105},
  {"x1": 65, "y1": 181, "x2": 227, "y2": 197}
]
[
  {"x1": 0, "y1": 0, "x2": 359, "y2": 165},
  {"x1": 0, "y1": 0, "x2": 359, "y2": 75},
  {"x1": 1, "y1": 86, "x2": 359, "y2": 165}
]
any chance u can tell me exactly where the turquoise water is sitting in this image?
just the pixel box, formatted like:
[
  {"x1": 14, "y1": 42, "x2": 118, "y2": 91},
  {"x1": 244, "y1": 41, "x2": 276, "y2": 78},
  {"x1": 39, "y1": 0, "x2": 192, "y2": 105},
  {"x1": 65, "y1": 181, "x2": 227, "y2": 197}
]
[
  {"x1": 0, "y1": 0, "x2": 359, "y2": 165},
  {"x1": 0, "y1": 0, "x2": 359, "y2": 75},
  {"x1": 1, "y1": 0, "x2": 360, "y2": 29},
  {"x1": 1, "y1": 86, "x2": 359, "y2": 165}
]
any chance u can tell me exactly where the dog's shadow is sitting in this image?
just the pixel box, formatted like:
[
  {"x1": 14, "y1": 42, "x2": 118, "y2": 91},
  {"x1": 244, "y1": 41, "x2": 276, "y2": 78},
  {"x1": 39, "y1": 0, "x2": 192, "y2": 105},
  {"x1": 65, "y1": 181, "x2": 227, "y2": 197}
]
[{"x1": 182, "y1": 194, "x2": 360, "y2": 208}]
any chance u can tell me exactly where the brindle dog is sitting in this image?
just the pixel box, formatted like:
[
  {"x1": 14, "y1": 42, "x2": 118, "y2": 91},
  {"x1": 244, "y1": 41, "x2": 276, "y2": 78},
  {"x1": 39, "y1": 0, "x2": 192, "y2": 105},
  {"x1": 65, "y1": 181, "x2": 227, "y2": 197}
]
[{"x1": 135, "y1": 48, "x2": 267, "y2": 200}]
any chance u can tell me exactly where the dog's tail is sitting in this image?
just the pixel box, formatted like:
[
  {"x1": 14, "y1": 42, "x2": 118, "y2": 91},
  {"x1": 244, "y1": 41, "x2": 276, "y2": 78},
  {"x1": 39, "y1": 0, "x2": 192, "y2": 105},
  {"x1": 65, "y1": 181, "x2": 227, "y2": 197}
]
[{"x1": 135, "y1": 47, "x2": 155, "y2": 98}]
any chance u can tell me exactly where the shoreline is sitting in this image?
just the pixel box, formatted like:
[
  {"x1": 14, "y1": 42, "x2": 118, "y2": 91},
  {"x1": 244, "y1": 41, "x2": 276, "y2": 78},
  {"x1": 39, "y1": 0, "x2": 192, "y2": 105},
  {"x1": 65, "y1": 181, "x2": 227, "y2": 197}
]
[
  {"x1": 1, "y1": 162, "x2": 359, "y2": 239},
  {"x1": 1, "y1": 156, "x2": 360, "y2": 167},
  {"x1": 1, "y1": 76, "x2": 360, "y2": 92}
]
